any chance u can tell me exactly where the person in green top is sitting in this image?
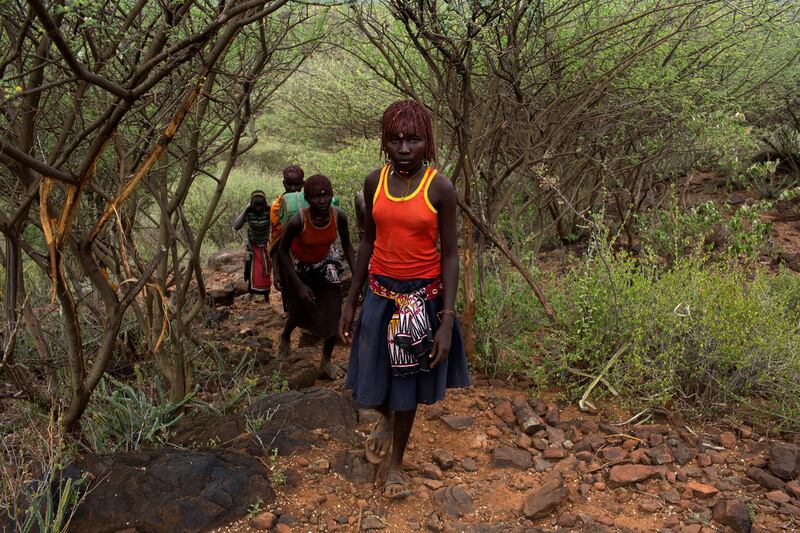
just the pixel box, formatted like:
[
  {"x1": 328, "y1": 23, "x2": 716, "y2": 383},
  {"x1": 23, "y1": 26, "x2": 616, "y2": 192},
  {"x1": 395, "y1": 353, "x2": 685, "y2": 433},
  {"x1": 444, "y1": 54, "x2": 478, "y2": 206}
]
[{"x1": 233, "y1": 190, "x2": 272, "y2": 300}]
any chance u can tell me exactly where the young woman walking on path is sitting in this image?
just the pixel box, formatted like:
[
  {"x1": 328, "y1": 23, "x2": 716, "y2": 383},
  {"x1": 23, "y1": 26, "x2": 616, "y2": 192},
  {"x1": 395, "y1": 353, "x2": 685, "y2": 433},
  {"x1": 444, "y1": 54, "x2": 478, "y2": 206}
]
[
  {"x1": 279, "y1": 174, "x2": 355, "y2": 379},
  {"x1": 339, "y1": 100, "x2": 470, "y2": 499}
]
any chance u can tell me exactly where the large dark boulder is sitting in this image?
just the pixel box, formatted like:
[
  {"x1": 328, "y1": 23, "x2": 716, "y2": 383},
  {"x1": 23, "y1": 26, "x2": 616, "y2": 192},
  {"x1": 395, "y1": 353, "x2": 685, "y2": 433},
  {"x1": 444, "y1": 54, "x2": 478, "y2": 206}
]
[
  {"x1": 247, "y1": 387, "x2": 358, "y2": 454},
  {"x1": 70, "y1": 448, "x2": 272, "y2": 533}
]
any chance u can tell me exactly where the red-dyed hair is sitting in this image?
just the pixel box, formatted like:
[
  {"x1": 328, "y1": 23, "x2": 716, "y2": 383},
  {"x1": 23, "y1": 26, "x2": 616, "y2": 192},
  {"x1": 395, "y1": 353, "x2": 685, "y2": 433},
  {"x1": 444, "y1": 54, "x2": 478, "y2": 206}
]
[
  {"x1": 304, "y1": 174, "x2": 333, "y2": 200},
  {"x1": 380, "y1": 100, "x2": 436, "y2": 162}
]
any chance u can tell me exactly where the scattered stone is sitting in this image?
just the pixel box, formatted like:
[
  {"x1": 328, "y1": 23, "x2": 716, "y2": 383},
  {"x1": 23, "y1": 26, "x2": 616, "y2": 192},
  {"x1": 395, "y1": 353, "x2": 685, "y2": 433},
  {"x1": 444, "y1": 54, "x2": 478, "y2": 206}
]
[
  {"x1": 528, "y1": 397, "x2": 548, "y2": 416},
  {"x1": 331, "y1": 450, "x2": 376, "y2": 484},
  {"x1": 786, "y1": 479, "x2": 800, "y2": 498},
  {"x1": 440, "y1": 415, "x2": 475, "y2": 431},
  {"x1": 522, "y1": 477, "x2": 569, "y2": 519},
  {"x1": 718, "y1": 432, "x2": 737, "y2": 449},
  {"x1": 470, "y1": 433, "x2": 488, "y2": 450},
  {"x1": 545, "y1": 425, "x2": 566, "y2": 445},
  {"x1": 432, "y1": 449, "x2": 457, "y2": 470},
  {"x1": 601, "y1": 447, "x2": 627, "y2": 463},
  {"x1": 646, "y1": 444, "x2": 674, "y2": 465},
  {"x1": 687, "y1": 481, "x2": 719, "y2": 499},
  {"x1": 765, "y1": 490, "x2": 790, "y2": 504},
  {"x1": 250, "y1": 511, "x2": 277, "y2": 530},
  {"x1": 607, "y1": 465, "x2": 666, "y2": 488},
  {"x1": 493, "y1": 401, "x2": 516, "y2": 425},
  {"x1": 425, "y1": 404, "x2": 446, "y2": 420},
  {"x1": 746, "y1": 467, "x2": 785, "y2": 490},
  {"x1": 533, "y1": 458, "x2": 551, "y2": 472},
  {"x1": 712, "y1": 499, "x2": 752, "y2": 533},
  {"x1": 308, "y1": 459, "x2": 330, "y2": 474},
  {"x1": 460, "y1": 457, "x2": 478, "y2": 472},
  {"x1": 493, "y1": 446, "x2": 533, "y2": 470},
  {"x1": 575, "y1": 451, "x2": 594, "y2": 462},
  {"x1": 433, "y1": 485, "x2": 473, "y2": 518},
  {"x1": 638, "y1": 499, "x2": 661, "y2": 513},
  {"x1": 545, "y1": 404, "x2": 561, "y2": 426},
  {"x1": 662, "y1": 488, "x2": 681, "y2": 505},
  {"x1": 422, "y1": 479, "x2": 444, "y2": 491},
  {"x1": 422, "y1": 463, "x2": 443, "y2": 480},
  {"x1": 768, "y1": 442, "x2": 799, "y2": 481},
  {"x1": 513, "y1": 401, "x2": 546, "y2": 435},
  {"x1": 631, "y1": 424, "x2": 670, "y2": 439},
  {"x1": 361, "y1": 515, "x2": 386, "y2": 530},
  {"x1": 557, "y1": 513, "x2": 578, "y2": 527},
  {"x1": 543, "y1": 447, "x2": 567, "y2": 460},
  {"x1": 532, "y1": 438, "x2": 548, "y2": 451}
]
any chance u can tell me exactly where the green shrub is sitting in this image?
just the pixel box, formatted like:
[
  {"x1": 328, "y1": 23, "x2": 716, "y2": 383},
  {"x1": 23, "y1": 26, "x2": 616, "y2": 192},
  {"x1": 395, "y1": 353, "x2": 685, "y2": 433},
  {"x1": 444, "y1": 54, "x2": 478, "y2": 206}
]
[
  {"x1": 1, "y1": 413, "x2": 85, "y2": 533},
  {"x1": 549, "y1": 249, "x2": 800, "y2": 429},
  {"x1": 637, "y1": 194, "x2": 771, "y2": 263},
  {"x1": 472, "y1": 254, "x2": 553, "y2": 382},
  {"x1": 84, "y1": 376, "x2": 192, "y2": 452}
]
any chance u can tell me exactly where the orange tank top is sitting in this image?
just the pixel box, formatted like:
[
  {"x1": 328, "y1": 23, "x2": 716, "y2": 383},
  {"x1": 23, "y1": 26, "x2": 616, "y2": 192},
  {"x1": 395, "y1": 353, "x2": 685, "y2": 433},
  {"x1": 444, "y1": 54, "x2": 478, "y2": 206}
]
[
  {"x1": 291, "y1": 207, "x2": 337, "y2": 263},
  {"x1": 370, "y1": 165, "x2": 441, "y2": 280}
]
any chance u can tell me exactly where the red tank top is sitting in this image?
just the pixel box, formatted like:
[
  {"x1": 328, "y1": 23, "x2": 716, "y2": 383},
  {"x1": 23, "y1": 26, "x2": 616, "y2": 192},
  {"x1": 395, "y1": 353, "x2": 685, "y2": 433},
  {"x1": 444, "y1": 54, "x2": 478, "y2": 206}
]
[
  {"x1": 370, "y1": 165, "x2": 441, "y2": 280},
  {"x1": 291, "y1": 207, "x2": 337, "y2": 263}
]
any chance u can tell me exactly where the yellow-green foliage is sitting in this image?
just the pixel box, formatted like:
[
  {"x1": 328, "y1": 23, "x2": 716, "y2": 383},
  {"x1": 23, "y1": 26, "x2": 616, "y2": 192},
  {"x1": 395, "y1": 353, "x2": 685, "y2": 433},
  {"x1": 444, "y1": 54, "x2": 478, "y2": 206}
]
[{"x1": 550, "y1": 252, "x2": 800, "y2": 429}]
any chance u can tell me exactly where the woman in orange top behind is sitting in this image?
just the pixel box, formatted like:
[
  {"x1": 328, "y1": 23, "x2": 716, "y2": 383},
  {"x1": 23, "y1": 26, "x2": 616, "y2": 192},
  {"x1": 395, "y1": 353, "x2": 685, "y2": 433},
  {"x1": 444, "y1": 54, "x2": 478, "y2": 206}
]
[
  {"x1": 339, "y1": 100, "x2": 470, "y2": 499},
  {"x1": 279, "y1": 174, "x2": 355, "y2": 379}
]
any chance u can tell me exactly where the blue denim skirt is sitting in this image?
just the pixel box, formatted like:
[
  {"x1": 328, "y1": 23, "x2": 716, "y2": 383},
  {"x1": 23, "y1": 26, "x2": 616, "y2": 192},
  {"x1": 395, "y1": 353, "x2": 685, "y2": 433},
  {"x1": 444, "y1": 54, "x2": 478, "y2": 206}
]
[{"x1": 346, "y1": 275, "x2": 471, "y2": 411}]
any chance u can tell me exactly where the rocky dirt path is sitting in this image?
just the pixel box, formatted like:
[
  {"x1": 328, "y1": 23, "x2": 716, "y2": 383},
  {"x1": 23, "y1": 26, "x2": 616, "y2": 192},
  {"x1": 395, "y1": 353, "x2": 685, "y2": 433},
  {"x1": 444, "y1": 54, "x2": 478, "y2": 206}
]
[{"x1": 198, "y1": 250, "x2": 799, "y2": 533}]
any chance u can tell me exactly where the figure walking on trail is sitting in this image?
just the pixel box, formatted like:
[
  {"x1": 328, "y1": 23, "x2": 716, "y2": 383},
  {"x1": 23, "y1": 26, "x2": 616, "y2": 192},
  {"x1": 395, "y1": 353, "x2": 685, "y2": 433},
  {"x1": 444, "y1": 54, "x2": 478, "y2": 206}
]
[
  {"x1": 278, "y1": 174, "x2": 356, "y2": 379},
  {"x1": 339, "y1": 100, "x2": 471, "y2": 500},
  {"x1": 269, "y1": 165, "x2": 306, "y2": 290},
  {"x1": 233, "y1": 190, "x2": 272, "y2": 300}
]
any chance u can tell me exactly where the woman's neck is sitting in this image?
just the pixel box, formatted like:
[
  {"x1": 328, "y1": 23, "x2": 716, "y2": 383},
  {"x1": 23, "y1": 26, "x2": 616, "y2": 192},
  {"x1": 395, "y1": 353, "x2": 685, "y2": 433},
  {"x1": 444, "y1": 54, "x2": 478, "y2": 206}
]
[{"x1": 393, "y1": 161, "x2": 425, "y2": 177}]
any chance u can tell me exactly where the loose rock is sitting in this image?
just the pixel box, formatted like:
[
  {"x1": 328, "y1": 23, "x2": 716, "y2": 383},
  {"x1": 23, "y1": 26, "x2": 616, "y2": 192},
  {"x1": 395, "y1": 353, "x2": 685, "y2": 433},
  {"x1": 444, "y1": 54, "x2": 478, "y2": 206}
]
[
  {"x1": 492, "y1": 446, "x2": 533, "y2": 470},
  {"x1": 522, "y1": 477, "x2": 569, "y2": 519},
  {"x1": 712, "y1": 499, "x2": 752, "y2": 533}
]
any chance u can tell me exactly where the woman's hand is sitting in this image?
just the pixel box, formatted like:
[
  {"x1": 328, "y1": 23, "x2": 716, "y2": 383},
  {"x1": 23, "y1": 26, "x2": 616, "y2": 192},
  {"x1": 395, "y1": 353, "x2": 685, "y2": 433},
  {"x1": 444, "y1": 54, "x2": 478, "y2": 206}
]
[
  {"x1": 338, "y1": 300, "x2": 355, "y2": 344},
  {"x1": 298, "y1": 283, "x2": 315, "y2": 305},
  {"x1": 430, "y1": 316, "x2": 454, "y2": 368}
]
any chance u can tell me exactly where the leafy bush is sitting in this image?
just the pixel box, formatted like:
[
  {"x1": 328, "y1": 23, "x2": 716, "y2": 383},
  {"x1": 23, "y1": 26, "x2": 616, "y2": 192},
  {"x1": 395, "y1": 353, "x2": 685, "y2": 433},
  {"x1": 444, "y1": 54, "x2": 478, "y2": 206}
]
[
  {"x1": 472, "y1": 254, "x2": 552, "y2": 381},
  {"x1": 1, "y1": 413, "x2": 85, "y2": 533},
  {"x1": 549, "y1": 249, "x2": 800, "y2": 429},
  {"x1": 84, "y1": 377, "x2": 192, "y2": 452},
  {"x1": 637, "y1": 194, "x2": 772, "y2": 263}
]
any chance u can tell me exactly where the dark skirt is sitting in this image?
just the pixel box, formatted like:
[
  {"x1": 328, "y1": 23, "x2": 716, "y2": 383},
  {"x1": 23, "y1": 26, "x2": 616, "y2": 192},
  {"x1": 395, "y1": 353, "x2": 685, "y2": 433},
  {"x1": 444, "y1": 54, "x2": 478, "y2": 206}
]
[
  {"x1": 281, "y1": 266, "x2": 341, "y2": 339},
  {"x1": 346, "y1": 275, "x2": 471, "y2": 412}
]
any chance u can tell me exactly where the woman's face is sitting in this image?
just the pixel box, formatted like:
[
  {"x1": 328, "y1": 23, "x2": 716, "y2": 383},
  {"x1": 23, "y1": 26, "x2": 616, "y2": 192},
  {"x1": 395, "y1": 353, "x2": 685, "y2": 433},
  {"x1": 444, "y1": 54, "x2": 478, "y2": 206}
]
[
  {"x1": 385, "y1": 128, "x2": 426, "y2": 173},
  {"x1": 306, "y1": 189, "x2": 333, "y2": 214},
  {"x1": 251, "y1": 196, "x2": 267, "y2": 212}
]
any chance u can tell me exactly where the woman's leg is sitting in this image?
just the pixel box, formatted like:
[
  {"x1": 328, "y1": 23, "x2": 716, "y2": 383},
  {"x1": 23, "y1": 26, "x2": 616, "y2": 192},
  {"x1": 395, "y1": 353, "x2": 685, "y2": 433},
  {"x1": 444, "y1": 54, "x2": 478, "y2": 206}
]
[
  {"x1": 278, "y1": 319, "x2": 295, "y2": 358},
  {"x1": 384, "y1": 406, "x2": 416, "y2": 498}
]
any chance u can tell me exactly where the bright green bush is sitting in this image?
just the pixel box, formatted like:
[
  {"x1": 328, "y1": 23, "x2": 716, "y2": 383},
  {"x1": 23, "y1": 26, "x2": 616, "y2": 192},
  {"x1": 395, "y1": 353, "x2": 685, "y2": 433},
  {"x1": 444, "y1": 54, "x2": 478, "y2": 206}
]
[
  {"x1": 84, "y1": 377, "x2": 192, "y2": 452},
  {"x1": 636, "y1": 194, "x2": 772, "y2": 263},
  {"x1": 549, "y1": 250, "x2": 800, "y2": 429}
]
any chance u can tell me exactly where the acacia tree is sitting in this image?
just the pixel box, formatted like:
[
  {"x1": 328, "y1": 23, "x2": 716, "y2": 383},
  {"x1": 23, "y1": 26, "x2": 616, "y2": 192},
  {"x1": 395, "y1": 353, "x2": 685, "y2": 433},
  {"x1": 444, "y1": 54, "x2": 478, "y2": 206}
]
[
  {"x1": 345, "y1": 0, "x2": 800, "y2": 344},
  {"x1": 0, "y1": 0, "x2": 316, "y2": 431}
]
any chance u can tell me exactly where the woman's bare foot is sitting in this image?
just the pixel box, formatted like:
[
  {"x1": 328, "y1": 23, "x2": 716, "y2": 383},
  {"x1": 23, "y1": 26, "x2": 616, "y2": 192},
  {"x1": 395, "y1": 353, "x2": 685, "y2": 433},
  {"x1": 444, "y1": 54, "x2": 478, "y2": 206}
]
[
  {"x1": 319, "y1": 361, "x2": 344, "y2": 380},
  {"x1": 365, "y1": 415, "x2": 393, "y2": 464}
]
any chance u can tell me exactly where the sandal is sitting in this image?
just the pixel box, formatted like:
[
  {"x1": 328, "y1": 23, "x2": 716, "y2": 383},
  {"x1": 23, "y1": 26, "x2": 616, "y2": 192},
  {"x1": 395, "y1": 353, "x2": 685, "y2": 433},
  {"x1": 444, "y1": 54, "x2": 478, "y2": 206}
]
[
  {"x1": 365, "y1": 416, "x2": 392, "y2": 464},
  {"x1": 383, "y1": 470, "x2": 411, "y2": 500}
]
